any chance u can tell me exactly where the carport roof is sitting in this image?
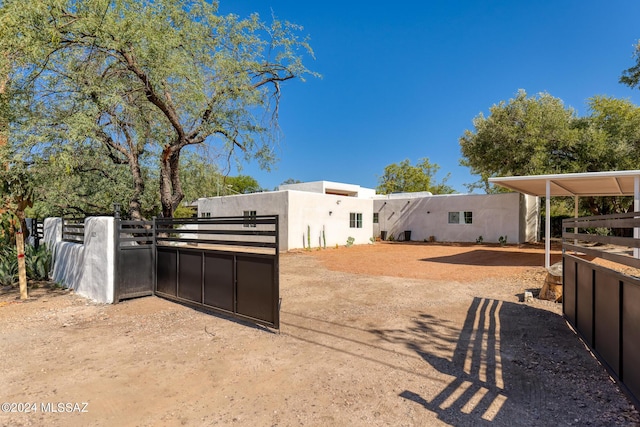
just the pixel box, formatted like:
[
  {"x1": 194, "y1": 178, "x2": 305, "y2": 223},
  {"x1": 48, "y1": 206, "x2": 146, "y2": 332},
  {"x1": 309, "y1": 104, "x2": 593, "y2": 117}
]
[{"x1": 489, "y1": 170, "x2": 640, "y2": 197}]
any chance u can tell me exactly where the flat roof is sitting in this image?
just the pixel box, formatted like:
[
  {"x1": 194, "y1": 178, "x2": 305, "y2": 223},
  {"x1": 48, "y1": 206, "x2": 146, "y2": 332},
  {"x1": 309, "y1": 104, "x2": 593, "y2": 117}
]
[{"x1": 489, "y1": 170, "x2": 640, "y2": 197}]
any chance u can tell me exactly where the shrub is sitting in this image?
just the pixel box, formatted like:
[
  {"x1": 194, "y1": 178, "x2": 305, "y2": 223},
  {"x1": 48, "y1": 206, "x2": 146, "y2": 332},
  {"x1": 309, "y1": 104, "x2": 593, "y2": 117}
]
[
  {"x1": 0, "y1": 243, "x2": 52, "y2": 285},
  {"x1": 0, "y1": 245, "x2": 18, "y2": 286},
  {"x1": 25, "y1": 244, "x2": 52, "y2": 281}
]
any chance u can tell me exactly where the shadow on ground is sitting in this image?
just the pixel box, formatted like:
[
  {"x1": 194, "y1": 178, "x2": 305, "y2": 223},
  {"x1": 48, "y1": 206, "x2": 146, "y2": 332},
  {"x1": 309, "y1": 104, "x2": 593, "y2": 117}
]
[
  {"x1": 371, "y1": 297, "x2": 631, "y2": 426},
  {"x1": 283, "y1": 296, "x2": 634, "y2": 426},
  {"x1": 421, "y1": 249, "x2": 562, "y2": 267}
]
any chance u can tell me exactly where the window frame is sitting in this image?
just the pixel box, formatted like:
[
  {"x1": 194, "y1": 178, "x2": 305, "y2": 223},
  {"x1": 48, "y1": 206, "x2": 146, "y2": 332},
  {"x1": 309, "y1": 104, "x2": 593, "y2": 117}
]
[
  {"x1": 349, "y1": 212, "x2": 363, "y2": 228},
  {"x1": 243, "y1": 210, "x2": 257, "y2": 228}
]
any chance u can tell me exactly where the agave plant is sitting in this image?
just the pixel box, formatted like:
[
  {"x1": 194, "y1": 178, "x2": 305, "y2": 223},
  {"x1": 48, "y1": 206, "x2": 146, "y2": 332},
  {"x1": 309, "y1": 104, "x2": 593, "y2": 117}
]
[
  {"x1": 25, "y1": 244, "x2": 52, "y2": 281},
  {"x1": 0, "y1": 245, "x2": 18, "y2": 286},
  {"x1": 0, "y1": 242, "x2": 53, "y2": 285}
]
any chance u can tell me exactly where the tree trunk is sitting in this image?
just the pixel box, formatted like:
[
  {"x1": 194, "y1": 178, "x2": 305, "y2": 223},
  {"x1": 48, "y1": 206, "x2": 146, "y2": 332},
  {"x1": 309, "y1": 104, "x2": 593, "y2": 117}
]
[
  {"x1": 159, "y1": 146, "x2": 184, "y2": 218},
  {"x1": 128, "y1": 153, "x2": 145, "y2": 221}
]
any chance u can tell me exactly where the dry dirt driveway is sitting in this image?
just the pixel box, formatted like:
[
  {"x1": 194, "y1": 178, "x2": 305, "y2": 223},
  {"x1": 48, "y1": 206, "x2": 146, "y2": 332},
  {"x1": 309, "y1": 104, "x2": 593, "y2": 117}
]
[{"x1": 1, "y1": 242, "x2": 638, "y2": 426}]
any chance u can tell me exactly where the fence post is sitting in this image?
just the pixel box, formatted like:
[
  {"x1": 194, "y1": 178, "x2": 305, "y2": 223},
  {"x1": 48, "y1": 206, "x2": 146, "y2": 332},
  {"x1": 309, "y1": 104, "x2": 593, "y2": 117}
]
[{"x1": 113, "y1": 203, "x2": 120, "y2": 303}]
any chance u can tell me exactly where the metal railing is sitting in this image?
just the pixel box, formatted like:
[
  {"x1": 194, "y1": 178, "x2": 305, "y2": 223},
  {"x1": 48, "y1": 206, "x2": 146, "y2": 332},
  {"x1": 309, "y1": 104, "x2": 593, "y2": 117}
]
[{"x1": 62, "y1": 217, "x2": 85, "y2": 243}]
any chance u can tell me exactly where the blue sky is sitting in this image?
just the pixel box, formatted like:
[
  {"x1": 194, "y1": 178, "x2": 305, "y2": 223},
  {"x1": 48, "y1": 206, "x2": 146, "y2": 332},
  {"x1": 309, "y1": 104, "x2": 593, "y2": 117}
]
[{"x1": 215, "y1": 1, "x2": 640, "y2": 193}]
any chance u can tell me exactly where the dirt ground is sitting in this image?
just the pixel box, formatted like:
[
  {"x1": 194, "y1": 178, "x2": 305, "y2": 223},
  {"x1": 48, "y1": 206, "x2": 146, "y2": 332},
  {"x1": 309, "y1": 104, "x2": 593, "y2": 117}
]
[{"x1": 1, "y1": 242, "x2": 638, "y2": 426}]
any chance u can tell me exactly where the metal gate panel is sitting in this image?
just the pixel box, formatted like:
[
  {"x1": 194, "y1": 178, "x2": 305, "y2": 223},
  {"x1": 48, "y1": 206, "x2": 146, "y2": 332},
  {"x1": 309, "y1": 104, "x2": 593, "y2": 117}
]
[
  {"x1": 156, "y1": 248, "x2": 177, "y2": 297},
  {"x1": 236, "y1": 256, "x2": 276, "y2": 325},
  {"x1": 154, "y1": 215, "x2": 280, "y2": 329},
  {"x1": 563, "y1": 258, "x2": 577, "y2": 325},
  {"x1": 178, "y1": 250, "x2": 203, "y2": 303},
  {"x1": 203, "y1": 254, "x2": 234, "y2": 312},
  {"x1": 623, "y1": 282, "x2": 640, "y2": 399},
  {"x1": 117, "y1": 246, "x2": 154, "y2": 299},
  {"x1": 594, "y1": 272, "x2": 620, "y2": 375},
  {"x1": 114, "y1": 219, "x2": 155, "y2": 302},
  {"x1": 577, "y1": 262, "x2": 594, "y2": 346}
]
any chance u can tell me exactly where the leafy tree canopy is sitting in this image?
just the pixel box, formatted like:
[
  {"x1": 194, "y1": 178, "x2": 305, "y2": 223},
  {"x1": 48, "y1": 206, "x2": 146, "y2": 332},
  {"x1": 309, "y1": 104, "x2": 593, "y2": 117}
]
[
  {"x1": 459, "y1": 90, "x2": 640, "y2": 214},
  {"x1": 1, "y1": 0, "x2": 316, "y2": 218},
  {"x1": 459, "y1": 90, "x2": 640, "y2": 192},
  {"x1": 376, "y1": 158, "x2": 455, "y2": 195}
]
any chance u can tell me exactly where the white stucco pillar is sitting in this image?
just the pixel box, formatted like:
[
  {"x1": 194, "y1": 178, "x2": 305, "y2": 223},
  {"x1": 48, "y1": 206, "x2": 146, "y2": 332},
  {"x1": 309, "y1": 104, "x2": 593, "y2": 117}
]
[{"x1": 545, "y1": 180, "x2": 551, "y2": 269}]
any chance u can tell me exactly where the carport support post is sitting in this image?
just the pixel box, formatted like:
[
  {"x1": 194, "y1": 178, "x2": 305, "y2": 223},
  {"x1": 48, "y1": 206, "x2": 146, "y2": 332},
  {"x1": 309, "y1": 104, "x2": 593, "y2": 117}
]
[{"x1": 545, "y1": 180, "x2": 551, "y2": 269}]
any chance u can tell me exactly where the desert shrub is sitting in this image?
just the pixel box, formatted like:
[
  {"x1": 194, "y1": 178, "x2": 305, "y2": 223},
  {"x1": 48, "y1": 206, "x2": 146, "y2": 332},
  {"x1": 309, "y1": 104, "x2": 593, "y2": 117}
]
[
  {"x1": 25, "y1": 244, "x2": 52, "y2": 281},
  {"x1": 0, "y1": 242, "x2": 52, "y2": 285},
  {"x1": 0, "y1": 244, "x2": 17, "y2": 286}
]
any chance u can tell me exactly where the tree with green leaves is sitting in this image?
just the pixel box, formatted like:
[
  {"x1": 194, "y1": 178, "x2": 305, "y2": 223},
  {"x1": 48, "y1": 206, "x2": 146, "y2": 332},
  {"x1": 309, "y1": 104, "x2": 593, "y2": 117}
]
[
  {"x1": 1, "y1": 0, "x2": 316, "y2": 218},
  {"x1": 620, "y1": 40, "x2": 640, "y2": 89},
  {"x1": 460, "y1": 90, "x2": 640, "y2": 214},
  {"x1": 459, "y1": 90, "x2": 581, "y2": 192},
  {"x1": 376, "y1": 158, "x2": 455, "y2": 195}
]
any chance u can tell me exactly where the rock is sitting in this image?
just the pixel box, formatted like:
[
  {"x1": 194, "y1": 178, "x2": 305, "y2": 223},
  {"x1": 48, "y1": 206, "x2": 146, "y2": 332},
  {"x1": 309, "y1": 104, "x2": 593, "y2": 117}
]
[
  {"x1": 540, "y1": 262, "x2": 563, "y2": 302},
  {"x1": 524, "y1": 291, "x2": 534, "y2": 303}
]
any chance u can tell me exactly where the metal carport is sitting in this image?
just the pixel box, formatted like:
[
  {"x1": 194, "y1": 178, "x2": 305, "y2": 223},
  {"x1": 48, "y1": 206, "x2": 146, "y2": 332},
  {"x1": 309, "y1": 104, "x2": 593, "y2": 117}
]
[{"x1": 489, "y1": 170, "x2": 640, "y2": 268}]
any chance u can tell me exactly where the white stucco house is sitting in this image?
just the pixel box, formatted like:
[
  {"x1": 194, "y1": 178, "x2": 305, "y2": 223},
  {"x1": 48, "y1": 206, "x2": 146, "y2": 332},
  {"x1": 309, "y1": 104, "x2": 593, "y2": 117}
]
[{"x1": 197, "y1": 181, "x2": 539, "y2": 252}]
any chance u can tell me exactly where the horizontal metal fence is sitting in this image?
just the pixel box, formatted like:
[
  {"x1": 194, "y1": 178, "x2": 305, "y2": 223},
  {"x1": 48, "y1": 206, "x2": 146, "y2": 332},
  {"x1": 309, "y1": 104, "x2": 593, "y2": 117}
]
[
  {"x1": 62, "y1": 217, "x2": 85, "y2": 243},
  {"x1": 154, "y1": 215, "x2": 280, "y2": 329},
  {"x1": 563, "y1": 212, "x2": 640, "y2": 408}
]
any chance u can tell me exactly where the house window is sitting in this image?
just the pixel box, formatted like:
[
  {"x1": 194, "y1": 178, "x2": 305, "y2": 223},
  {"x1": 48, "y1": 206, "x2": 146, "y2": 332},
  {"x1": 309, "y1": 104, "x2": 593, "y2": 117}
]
[
  {"x1": 464, "y1": 211, "x2": 473, "y2": 224},
  {"x1": 243, "y1": 210, "x2": 257, "y2": 228},
  {"x1": 448, "y1": 211, "x2": 472, "y2": 224},
  {"x1": 202, "y1": 212, "x2": 211, "y2": 218},
  {"x1": 350, "y1": 212, "x2": 363, "y2": 228},
  {"x1": 373, "y1": 213, "x2": 379, "y2": 224}
]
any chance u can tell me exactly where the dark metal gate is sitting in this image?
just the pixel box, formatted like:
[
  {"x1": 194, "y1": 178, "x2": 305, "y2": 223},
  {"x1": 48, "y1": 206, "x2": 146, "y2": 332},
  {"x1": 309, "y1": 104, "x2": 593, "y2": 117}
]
[
  {"x1": 114, "y1": 219, "x2": 155, "y2": 302},
  {"x1": 154, "y1": 215, "x2": 280, "y2": 329},
  {"x1": 112, "y1": 215, "x2": 279, "y2": 329},
  {"x1": 563, "y1": 212, "x2": 640, "y2": 408}
]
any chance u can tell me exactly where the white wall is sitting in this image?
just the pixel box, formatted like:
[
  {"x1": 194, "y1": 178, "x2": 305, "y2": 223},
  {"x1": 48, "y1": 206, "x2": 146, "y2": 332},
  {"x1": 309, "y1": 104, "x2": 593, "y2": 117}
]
[
  {"x1": 198, "y1": 191, "x2": 290, "y2": 250},
  {"x1": 198, "y1": 190, "x2": 375, "y2": 251},
  {"x1": 373, "y1": 192, "x2": 536, "y2": 244},
  {"x1": 287, "y1": 190, "x2": 373, "y2": 249},
  {"x1": 278, "y1": 181, "x2": 376, "y2": 198},
  {"x1": 49, "y1": 217, "x2": 115, "y2": 303}
]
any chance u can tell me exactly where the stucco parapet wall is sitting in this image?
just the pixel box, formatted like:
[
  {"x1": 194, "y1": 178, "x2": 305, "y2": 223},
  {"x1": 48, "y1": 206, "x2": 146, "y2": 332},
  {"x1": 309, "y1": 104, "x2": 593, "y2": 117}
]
[
  {"x1": 372, "y1": 191, "x2": 434, "y2": 200},
  {"x1": 50, "y1": 217, "x2": 115, "y2": 304},
  {"x1": 278, "y1": 181, "x2": 376, "y2": 198}
]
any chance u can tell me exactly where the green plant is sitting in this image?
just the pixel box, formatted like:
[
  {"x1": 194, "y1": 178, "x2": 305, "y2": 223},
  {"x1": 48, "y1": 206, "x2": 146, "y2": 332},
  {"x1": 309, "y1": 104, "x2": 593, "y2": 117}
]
[
  {"x1": 499, "y1": 235, "x2": 508, "y2": 246},
  {"x1": 346, "y1": 236, "x2": 355, "y2": 247},
  {"x1": 387, "y1": 234, "x2": 395, "y2": 242},
  {"x1": 322, "y1": 227, "x2": 326, "y2": 249},
  {"x1": 0, "y1": 245, "x2": 18, "y2": 286},
  {"x1": 0, "y1": 242, "x2": 52, "y2": 286},
  {"x1": 307, "y1": 225, "x2": 311, "y2": 250},
  {"x1": 369, "y1": 237, "x2": 375, "y2": 244},
  {"x1": 476, "y1": 235, "x2": 484, "y2": 244},
  {"x1": 25, "y1": 244, "x2": 52, "y2": 281}
]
